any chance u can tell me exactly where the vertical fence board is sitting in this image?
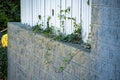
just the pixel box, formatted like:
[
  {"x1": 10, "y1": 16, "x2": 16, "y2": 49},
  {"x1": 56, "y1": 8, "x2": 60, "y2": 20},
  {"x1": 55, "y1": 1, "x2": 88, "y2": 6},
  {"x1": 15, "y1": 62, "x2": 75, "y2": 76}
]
[
  {"x1": 72, "y1": 0, "x2": 80, "y2": 31},
  {"x1": 81, "y1": 0, "x2": 92, "y2": 42},
  {"x1": 60, "y1": 0, "x2": 66, "y2": 33},
  {"x1": 55, "y1": 0, "x2": 60, "y2": 31},
  {"x1": 50, "y1": 0, "x2": 56, "y2": 28},
  {"x1": 20, "y1": 0, "x2": 92, "y2": 42},
  {"x1": 65, "y1": 0, "x2": 72, "y2": 34}
]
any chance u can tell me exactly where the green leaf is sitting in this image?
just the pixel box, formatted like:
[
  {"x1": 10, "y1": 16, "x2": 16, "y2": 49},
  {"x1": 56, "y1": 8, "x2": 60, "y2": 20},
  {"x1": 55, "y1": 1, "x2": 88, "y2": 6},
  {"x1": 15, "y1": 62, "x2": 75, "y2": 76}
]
[
  {"x1": 38, "y1": 15, "x2": 42, "y2": 20},
  {"x1": 87, "y1": 0, "x2": 90, "y2": 5}
]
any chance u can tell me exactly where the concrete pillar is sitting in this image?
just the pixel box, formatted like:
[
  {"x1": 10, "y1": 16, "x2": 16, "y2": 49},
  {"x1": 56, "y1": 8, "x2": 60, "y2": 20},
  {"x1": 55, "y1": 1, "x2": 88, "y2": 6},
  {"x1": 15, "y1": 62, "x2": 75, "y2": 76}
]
[{"x1": 91, "y1": 0, "x2": 120, "y2": 80}]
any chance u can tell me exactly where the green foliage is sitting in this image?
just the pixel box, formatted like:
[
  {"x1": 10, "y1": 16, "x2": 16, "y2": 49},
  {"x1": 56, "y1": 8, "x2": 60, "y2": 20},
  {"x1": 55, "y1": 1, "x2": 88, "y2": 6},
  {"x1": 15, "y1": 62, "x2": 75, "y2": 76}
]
[
  {"x1": 56, "y1": 66, "x2": 65, "y2": 73},
  {"x1": 32, "y1": 7, "x2": 90, "y2": 48},
  {"x1": 38, "y1": 15, "x2": 42, "y2": 20},
  {"x1": 32, "y1": 24, "x2": 43, "y2": 33},
  {"x1": 0, "y1": 47, "x2": 7, "y2": 79},
  {"x1": 58, "y1": 7, "x2": 71, "y2": 33},
  {"x1": 60, "y1": 7, "x2": 70, "y2": 14},
  {"x1": 44, "y1": 16, "x2": 54, "y2": 34},
  {"x1": 87, "y1": 0, "x2": 90, "y2": 5},
  {"x1": 32, "y1": 15, "x2": 43, "y2": 33},
  {"x1": 56, "y1": 7, "x2": 83, "y2": 44},
  {"x1": 56, "y1": 51, "x2": 77, "y2": 73},
  {"x1": 32, "y1": 6, "x2": 91, "y2": 74},
  {"x1": 55, "y1": 57, "x2": 69, "y2": 73},
  {"x1": 0, "y1": 0, "x2": 20, "y2": 30},
  {"x1": 32, "y1": 15, "x2": 55, "y2": 37},
  {"x1": 0, "y1": 30, "x2": 7, "y2": 79},
  {"x1": 62, "y1": 33, "x2": 82, "y2": 44}
]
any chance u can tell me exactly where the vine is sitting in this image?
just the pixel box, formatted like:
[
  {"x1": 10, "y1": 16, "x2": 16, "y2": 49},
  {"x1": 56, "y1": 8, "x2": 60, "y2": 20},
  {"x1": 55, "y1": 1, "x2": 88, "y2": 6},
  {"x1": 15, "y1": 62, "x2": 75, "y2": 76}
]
[
  {"x1": 32, "y1": 7, "x2": 91, "y2": 73},
  {"x1": 32, "y1": 7, "x2": 83, "y2": 44},
  {"x1": 56, "y1": 50, "x2": 78, "y2": 73},
  {"x1": 32, "y1": 15, "x2": 43, "y2": 33},
  {"x1": 56, "y1": 7, "x2": 83, "y2": 44}
]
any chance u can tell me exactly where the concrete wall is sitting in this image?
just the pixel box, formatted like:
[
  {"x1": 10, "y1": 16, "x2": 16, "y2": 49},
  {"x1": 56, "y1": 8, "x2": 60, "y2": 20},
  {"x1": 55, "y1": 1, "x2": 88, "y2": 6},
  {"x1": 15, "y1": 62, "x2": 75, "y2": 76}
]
[
  {"x1": 8, "y1": 22, "x2": 92, "y2": 80},
  {"x1": 8, "y1": 0, "x2": 120, "y2": 80},
  {"x1": 91, "y1": 0, "x2": 120, "y2": 80}
]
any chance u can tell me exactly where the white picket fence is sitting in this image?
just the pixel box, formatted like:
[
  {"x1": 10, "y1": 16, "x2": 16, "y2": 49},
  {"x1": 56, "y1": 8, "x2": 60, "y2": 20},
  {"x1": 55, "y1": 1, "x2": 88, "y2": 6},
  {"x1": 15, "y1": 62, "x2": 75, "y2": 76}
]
[{"x1": 21, "y1": 0, "x2": 92, "y2": 42}]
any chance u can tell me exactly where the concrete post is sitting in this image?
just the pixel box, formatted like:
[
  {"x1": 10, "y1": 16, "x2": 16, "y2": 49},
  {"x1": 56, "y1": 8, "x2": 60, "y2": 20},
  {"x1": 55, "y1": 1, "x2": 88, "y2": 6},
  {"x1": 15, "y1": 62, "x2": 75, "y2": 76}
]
[{"x1": 91, "y1": 0, "x2": 120, "y2": 80}]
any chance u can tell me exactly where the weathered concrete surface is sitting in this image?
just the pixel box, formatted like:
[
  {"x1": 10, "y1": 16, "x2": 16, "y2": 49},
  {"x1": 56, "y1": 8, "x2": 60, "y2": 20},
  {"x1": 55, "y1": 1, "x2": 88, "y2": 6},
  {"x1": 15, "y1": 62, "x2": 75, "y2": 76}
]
[
  {"x1": 8, "y1": 0, "x2": 120, "y2": 80},
  {"x1": 8, "y1": 22, "x2": 92, "y2": 80},
  {"x1": 91, "y1": 0, "x2": 120, "y2": 80}
]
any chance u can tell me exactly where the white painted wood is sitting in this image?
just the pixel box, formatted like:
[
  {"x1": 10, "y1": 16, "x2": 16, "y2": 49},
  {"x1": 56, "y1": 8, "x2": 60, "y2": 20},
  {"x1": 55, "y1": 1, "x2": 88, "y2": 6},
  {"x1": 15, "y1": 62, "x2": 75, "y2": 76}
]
[
  {"x1": 50, "y1": 0, "x2": 55, "y2": 28},
  {"x1": 55, "y1": 0, "x2": 60, "y2": 31},
  {"x1": 72, "y1": 0, "x2": 80, "y2": 31},
  {"x1": 36, "y1": 0, "x2": 41, "y2": 25},
  {"x1": 60, "y1": 0, "x2": 66, "y2": 33},
  {"x1": 41, "y1": 0, "x2": 44, "y2": 23},
  {"x1": 81, "y1": 0, "x2": 92, "y2": 42},
  {"x1": 20, "y1": 0, "x2": 92, "y2": 42},
  {"x1": 28, "y1": 0, "x2": 33, "y2": 26},
  {"x1": 65, "y1": 0, "x2": 72, "y2": 34}
]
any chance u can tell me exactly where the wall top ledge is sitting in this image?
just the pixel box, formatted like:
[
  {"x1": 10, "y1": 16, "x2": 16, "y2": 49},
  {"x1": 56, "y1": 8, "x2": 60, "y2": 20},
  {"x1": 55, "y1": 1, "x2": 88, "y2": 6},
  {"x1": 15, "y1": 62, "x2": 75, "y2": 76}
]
[{"x1": 8, "y1": 22, "x2": 91, "y2": 53}]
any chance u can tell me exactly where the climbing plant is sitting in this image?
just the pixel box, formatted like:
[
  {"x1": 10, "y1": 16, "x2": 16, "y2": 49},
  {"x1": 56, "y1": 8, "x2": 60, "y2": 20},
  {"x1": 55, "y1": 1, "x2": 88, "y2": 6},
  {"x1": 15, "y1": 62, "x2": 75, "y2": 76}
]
[
  {"x1": 57, "y1": 7, "x2": 83, "y2": 44},
  {"x1": 56, "y1": 50, "x2": 78, "y2": 73},
  {"x1": 32, "y1": 7, "x2": 91, "y2": 73},
  {"x1": 32, "y1": 7, "x2": 91, "y2": 47}
]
